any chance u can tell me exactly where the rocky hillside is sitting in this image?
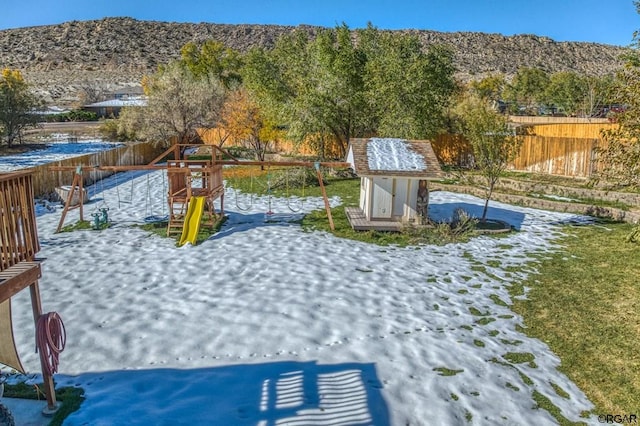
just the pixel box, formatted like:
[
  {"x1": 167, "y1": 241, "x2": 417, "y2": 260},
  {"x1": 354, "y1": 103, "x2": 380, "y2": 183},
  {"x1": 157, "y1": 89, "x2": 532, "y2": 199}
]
[{"x1": 0, "y1": 17, "x2": 629, "y2": 106}]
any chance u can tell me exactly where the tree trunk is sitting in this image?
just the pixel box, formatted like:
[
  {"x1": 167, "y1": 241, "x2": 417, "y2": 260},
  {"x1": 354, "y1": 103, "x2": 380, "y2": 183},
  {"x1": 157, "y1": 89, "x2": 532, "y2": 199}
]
[{"x1": 481, "y1": 182, "x2": 494, "y2": 221}]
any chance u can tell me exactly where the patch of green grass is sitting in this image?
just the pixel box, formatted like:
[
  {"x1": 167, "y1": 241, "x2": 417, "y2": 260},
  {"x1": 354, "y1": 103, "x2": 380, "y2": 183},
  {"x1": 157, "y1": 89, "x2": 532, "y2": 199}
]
[
  {"x1": 433, "y1": 367, "x2": 464, "y2": 376},
  {"x1": 58, "y1": 220, "x2": 93, "y2": 232},
  {"x1": 3, "y1": 383, "x2": 84, "y2": 426},
  {"x1": 500, "y1": 339, "x2": 523, "y2": 346},
  {"x1": 461, "y1": 275, "x2": 473, "y2": 282},
  {"x1": 532, "y1": 390, "x2": 586, "y2": 426},
  {"x1": 473, "y1": 339, "x2": 485, "y2": 347},
  {"x1": 468, "y1": 307, "x2": 484, "y2": 316},
  {"x1": 137, "y1": 215, "x2": 227, "y2": 245},
  {"x1": 519, "y1": 372, "x2": 534, "y2": 386},
  {"x1": 551, "y1": 382, "x2": 571, "y2": 400},
  {"x1": 476, "y1": 317, "x2": 496, "y2": 326},
  {"x1": 490, "y1": 294, "x2": 509, "y2": 307},
  {"x1": 433, "y1": 304, "x2": 440, "y2": 311},
  {"x1": 506, "y1": 382, "x2": 520, "y2": 392},
  {"x1": 138, "y1": 220, "x2": 168, "y2": 236},
  {"x1": 460, "y1": 325, "x2": 473, "y2": 331},
  {"x1": 488, "y1": 330, "x2": 500, "y2": 337},
  {"x1": 486, "y1": 260, "x2": 501, "y2": 268},
  {"x1": 450, "y1": 393, "x2": 459, "y2": 401},
  {"x1": 457, "y1": 289, "x2": 468, "y2": 294},
  {"x1": 471, "y1": 284, "x2": 482, "y2": 289},
  {"x1": 50, "y1": 387, "x2": 85, "y2": 426},
  {"x1": 511, "y1": 222, "x2": 640, "y2": 414},
  {"x1": 498, "y1": 314, "x2": 514, "y2": 319},
  {"x1": 503, "y1": 352, "x2": 535, "y2": 365},
  {"x1": 470, "y1": 265, "x2": 486, "y2": 273}
]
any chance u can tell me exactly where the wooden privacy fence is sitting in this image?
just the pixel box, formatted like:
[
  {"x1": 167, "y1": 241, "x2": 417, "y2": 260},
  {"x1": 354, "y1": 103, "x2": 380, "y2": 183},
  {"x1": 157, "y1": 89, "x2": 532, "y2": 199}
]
[
  {"x1": 197, "y1": 127, "x2": 345, "y2": 159},
  {"x1": 522, "y1": 122, "x2": 617, "y2": 139},
  {"x1": 21, "y1": 142, "x2": 164, "y2": 198},
  {"x1": 508, "y1": 116, "x2": 610, "y2": 126},
  {"x1": 511, "y1": 136, "x2": 600, "y2": 178},
  {"x1": 432, "y1": 134, "x2": 605, "y2": 178}
]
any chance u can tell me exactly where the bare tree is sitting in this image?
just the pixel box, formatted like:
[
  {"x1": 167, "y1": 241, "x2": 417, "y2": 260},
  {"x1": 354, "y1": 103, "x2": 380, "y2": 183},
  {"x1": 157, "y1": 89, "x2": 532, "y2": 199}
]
[
  {"x1": 75, "y1": 81, "x2": 106, "y2": 107},
  {"x1": 142, "y1": 62, "x2": 225, "y2": 148}
]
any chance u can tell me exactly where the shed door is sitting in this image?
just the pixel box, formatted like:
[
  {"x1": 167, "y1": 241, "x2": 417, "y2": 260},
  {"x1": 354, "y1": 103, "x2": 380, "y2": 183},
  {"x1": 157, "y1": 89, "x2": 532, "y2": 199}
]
[
  {"x1": 372, "y1": 177, "x2": 393, "y2": 219},
  {"x1": 393, "y1": 179, "x2": 409, "y2": 218}
]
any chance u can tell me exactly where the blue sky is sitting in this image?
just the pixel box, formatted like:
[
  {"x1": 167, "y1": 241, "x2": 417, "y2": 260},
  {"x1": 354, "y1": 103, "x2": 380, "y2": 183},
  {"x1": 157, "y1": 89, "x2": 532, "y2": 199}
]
[{"x1": 1, "y1": 0, "x2": 638, "y2": 46}]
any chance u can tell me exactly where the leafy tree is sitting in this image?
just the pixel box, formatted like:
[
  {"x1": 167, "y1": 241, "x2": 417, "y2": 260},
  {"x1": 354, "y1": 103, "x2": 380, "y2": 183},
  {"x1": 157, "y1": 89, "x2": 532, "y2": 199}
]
[
  {"x1": 141, "y1": 61, "x2": 225, "y2": 147},
  {"x1": 0, "y1": 69, "x2": 42, "y2": 147},
  {"x1": 505, "y1": 67, "x2": 550, "y2": 114},
  {"x1": 243, "y1": 26, "x2": 366, "y2": 158},
  {"x1": 360, "y1": 25, "x2": 457, "y2": 139},
  {"x1": 220, "y1": 88, "x2": 273, "y2": 164},
  {"x1": 469, "y1": 73, "x2": 508, "y2": 102},
  {"x1": 543, "y1": 71, "x2": 586, "y2": 116},
  {"x1": 242, "y1": 24, "x2": 457, "y2": 158},
  {"x1": 596, "y1": 1, "x2": 640, "y2": 190},
  {"x1": 180, "y1": 40, "x2": 243, "y2": 88},
  {"x1": 595, "y1": 1, "x2": 640, "y2": 242},
  {"x1": 100, "y1": 107, "x2": 147, "y2": 142},
  {"x1": 456, "y1": 95, "x2": 523, "y2": 220}
]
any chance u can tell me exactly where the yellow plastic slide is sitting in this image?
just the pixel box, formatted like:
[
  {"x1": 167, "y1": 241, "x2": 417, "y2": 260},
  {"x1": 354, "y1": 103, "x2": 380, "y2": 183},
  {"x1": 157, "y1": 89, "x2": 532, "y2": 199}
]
[{"x1": 179, "y1": 196, "x2": 206, "y2": 246}]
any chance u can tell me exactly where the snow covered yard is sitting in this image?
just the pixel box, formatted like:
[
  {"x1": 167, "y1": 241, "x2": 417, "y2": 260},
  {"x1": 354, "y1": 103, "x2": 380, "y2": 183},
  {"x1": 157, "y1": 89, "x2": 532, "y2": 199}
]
[{"x1": 8, "y1": 169, "x2": 598, "y2": 425}]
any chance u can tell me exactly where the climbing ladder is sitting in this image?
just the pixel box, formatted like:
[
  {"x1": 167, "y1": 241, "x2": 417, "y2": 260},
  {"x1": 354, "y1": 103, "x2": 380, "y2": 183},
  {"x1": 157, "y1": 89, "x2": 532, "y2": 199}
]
[{"x1": 166, "y1": 160, "x2": 224, "y2": 236}]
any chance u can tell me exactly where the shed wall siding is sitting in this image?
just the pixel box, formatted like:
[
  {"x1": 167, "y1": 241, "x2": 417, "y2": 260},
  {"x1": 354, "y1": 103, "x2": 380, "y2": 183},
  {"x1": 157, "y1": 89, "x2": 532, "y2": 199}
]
[
  {"x1": 359, "y1": 177, "x2": 368, "y2": 213},
  {"x1": 359, "y1": 175, "x2": 427, "y2": 224},
  {"x1": 406, "y1": 180, "x2": 419, "y2": 220}
]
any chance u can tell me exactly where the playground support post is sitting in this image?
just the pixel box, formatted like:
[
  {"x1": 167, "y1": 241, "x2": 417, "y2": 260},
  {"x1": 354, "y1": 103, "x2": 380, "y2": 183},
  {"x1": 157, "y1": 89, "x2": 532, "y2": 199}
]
[{"x1": 315, "y1": 163, "x2": 334, "y2": 231}]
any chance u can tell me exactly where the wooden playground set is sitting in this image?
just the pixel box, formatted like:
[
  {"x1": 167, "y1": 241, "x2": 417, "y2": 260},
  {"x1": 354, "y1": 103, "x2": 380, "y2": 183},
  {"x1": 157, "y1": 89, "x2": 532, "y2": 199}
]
[{"x1": 51, "y1": 142, "x2": 350, "y2": 244}]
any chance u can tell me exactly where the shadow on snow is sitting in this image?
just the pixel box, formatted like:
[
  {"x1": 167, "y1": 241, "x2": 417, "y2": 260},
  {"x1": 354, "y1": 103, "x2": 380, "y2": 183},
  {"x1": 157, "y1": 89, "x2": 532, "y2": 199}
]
[{"x1": 60, "y1": 360, "x2": 391, "y2": 426}]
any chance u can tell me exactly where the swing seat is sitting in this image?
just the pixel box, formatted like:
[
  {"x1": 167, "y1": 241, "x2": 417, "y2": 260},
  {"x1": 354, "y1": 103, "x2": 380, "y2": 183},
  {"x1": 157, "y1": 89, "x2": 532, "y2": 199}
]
[
  {"x1": 286, "y1": 198, "x2": 304, "y2": 213},
  {"x1": 144, "y1": 215, "x2": 168, "y2": 223}
]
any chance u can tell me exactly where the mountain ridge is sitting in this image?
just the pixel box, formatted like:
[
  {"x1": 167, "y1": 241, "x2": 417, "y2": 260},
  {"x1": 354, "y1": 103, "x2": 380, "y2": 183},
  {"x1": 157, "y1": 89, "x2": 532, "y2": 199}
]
[{"x1": 0, "y1": 17, "x2": 629, "y2": 105}]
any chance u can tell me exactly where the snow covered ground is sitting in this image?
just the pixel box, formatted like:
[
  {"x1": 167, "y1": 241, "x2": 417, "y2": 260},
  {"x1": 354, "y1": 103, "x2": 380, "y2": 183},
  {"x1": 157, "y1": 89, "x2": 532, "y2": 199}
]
[{"x1": 0, "y1": 164, "x2": 602, "y2": 425}]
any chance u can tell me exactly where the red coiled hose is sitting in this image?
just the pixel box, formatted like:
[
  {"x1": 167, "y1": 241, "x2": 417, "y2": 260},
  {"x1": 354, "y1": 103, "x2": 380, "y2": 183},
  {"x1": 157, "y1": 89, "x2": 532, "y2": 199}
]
[{"x1": 36, "y1": 312, "x2": 66, "y2": 376}]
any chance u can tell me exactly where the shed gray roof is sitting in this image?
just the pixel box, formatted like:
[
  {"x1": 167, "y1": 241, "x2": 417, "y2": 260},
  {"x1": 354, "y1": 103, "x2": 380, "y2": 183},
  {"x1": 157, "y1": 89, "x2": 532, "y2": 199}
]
[{"x1": 346, "y1": 138, "x2": 444, "y2": 179}]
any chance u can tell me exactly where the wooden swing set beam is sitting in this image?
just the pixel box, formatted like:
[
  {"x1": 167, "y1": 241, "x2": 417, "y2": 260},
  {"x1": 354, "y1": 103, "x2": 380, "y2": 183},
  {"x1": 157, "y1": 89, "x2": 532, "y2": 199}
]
[
  {"x1": 212, "y1": 160, "x2": 351, "y2": 168},
  {"x1": 49, "y1": 161, "x2": 350, "y2": 172}
]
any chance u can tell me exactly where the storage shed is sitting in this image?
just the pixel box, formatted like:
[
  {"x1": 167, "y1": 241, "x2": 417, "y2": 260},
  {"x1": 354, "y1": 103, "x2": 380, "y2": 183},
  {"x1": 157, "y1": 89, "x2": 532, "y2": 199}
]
[{"x1": 345, "y1": 138, "x2": 444, "y2": 231}]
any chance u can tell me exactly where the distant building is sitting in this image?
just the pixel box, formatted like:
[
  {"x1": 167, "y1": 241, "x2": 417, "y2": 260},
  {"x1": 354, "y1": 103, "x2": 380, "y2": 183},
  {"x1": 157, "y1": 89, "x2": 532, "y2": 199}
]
[{"x1": 82, "y1": 97, "x2": 147, "y2": 118}]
